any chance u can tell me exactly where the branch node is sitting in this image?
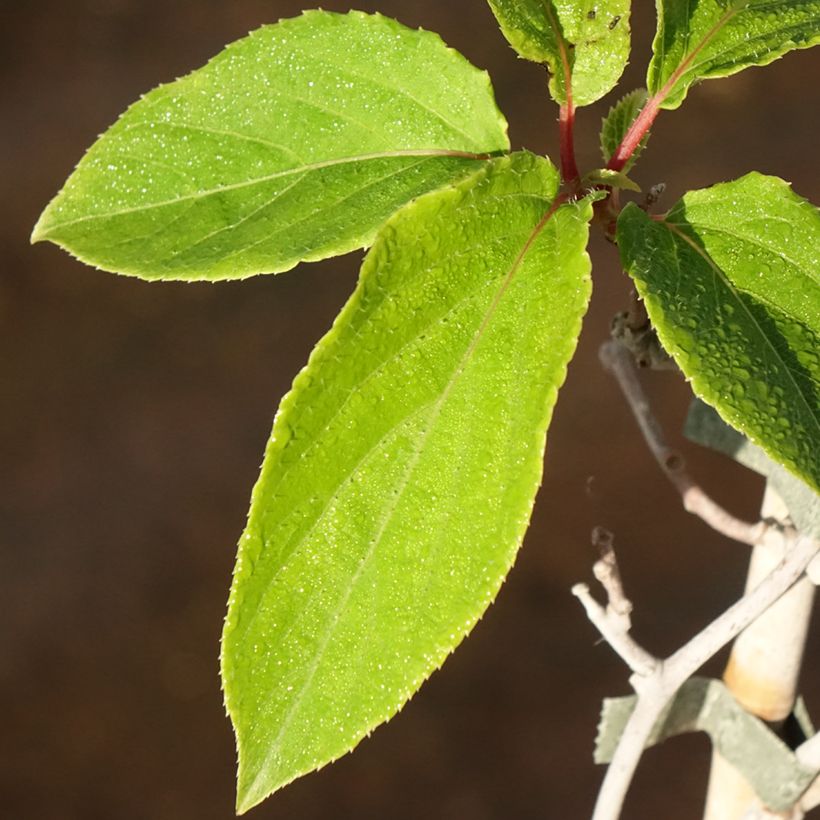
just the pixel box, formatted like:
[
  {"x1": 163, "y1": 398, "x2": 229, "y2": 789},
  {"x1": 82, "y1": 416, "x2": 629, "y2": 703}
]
[{"x1": 574, "y1": 532, "x2": 659, "y2": 680}]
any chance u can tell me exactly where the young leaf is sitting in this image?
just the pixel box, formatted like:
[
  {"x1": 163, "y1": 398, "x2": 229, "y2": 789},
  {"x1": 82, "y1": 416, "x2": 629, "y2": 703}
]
[
  {"x1": 221, "y1": 151, "x2": 593, "y2": 812},
  {"x1": 600, "y1": 89, "x2": 649, "y2": 171},
  {"x1": 486, "y1": 0, "x2": 630, "y2": 106},
  {"x1": 618, "y1": 173, "x2": 820, "y2": 492},
  {"x1": 32, "y1": 11, "x2": 509, "y2": 281},
  {"x1": 649, "y1": 0, "x2": 820, "y2": 110},
  {"x1": 583, "y1": 168, "x2": 642, "y2": 193}
]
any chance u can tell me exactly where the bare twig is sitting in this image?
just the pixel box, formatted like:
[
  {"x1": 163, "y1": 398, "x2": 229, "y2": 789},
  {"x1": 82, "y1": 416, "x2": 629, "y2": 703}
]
[
  {"x1": 706, "y1": 488, "x2": 817, "y2": 819},
  {"x1": 591, "y1": 527, "x2": 633, "y2": 624},
  {"x1": 599, "y1": 340, "x2": 767, "y2": 546},
  {"x1": 573, "y1": 529, "x2": 656, "y2": 677},
  {"x1": 572, "y1": 583, "x2": 657, "y2": 679},
  {"x1": 580, "y1": 531, "x2": 820, "y2": 820},
  {"x1": 591, "y1": 338, "x2": 820, "y2": 819},
  {"x1": 662, "y1": 534, "x2": 817, "y2": 685}
]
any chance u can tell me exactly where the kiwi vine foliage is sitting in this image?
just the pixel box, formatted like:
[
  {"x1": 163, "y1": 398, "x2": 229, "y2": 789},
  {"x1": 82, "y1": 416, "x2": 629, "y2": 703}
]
[{"x1": 31, "y1": 0, "x2": 820, "y2": 813}]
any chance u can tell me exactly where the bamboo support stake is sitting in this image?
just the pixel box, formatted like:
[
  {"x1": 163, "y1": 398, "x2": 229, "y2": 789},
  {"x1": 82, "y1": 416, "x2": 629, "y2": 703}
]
[{"x1": 703, "y1": 487, "x2": 817, "y2": 820}]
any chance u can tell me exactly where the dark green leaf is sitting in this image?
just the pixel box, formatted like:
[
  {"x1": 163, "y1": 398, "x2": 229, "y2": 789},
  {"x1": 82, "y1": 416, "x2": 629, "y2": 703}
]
[
  {"x1": 600, "y1": 89, "x2": 649, "y2": 171},
  {"x1": 618, "y1": 172, "x2": 820, "y2": 492},
  {"x1": 649, "y1": 0, "x2": 820, "y2": 109}
]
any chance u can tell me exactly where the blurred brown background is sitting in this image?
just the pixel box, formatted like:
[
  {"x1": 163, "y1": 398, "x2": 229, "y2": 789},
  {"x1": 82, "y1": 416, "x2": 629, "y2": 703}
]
[{"x1": 2, "y1": 2, "x2": 819, "y2": 818}]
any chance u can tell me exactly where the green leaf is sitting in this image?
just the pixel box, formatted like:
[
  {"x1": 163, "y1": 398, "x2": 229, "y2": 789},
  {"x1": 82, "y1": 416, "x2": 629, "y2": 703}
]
[
  {"x1": 583, "y1": 168, "x2": 642, "y2": 192},
  {"x1": 486, "y1": 0, "x2": 631, "y2": 106},
  {"x1": 32, "y1": 11, "x2": 509, "y2": 281},
  {"x1": 618, "y1": 172, "x2": 820, "y2": 492},
  {"x1": 221, "y1": 151, "x2": 593, "y2": 812},
  {"x1": 600, "y1": 89, "x2": 649, "y2": 171},
  {"x1": 649, "y1": 0, "x2": 820, "y2": 110}
]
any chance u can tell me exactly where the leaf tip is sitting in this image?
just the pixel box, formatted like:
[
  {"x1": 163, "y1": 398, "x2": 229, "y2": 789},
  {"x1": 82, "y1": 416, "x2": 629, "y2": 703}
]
[
  {"x1": 234, "y1": 744, "x2": 289, "y2": 816},
  {"x1": 30, "y1": 209, "x2": 52, "y2": 245}
]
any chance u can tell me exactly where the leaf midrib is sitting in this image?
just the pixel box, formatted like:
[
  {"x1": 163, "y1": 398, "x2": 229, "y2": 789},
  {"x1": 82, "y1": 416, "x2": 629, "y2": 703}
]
[
  {"x1": 666, "y1": 219, "x2": 811, "y2": 283},
  {"x1": 35, "y1": 149, "x2": 492, "y2": 236},
  {"x1": 663, "y1": 220, "x2": 820, "y2": 439},
  {"x1": 158, "y1": 157, "x2": 436, "y2": 269},
  {"x1": 239, "y1": 196, "x2": 565, "y2": 803},
  {"x1": 235, "y1": 230, "x2": 536, "y2": 651}
]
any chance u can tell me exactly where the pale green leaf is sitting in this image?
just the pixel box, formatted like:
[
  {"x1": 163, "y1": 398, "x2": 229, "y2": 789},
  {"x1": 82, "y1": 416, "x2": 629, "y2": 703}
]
[
  {"x1": 649, "y1": 0, "x2": 820, "y2": 110},
  {"x1": 618, "y1": 173, "x2": 820, "y2": 492},
  {"x1": 486, "y1": 0, "x2": 630, "y2": 106},
  {"x1": 32, "y1": 10, "x2": 509, "y2": 281},
  {"x1": 583, "y1": 168, "x2": 642, "y2": 192},
  {"x1": 600, "y1": 88, "x2": 649, "y2": 171},
  {"x1": 221, "y1": 151, "x2": 593, "y2": 812}
]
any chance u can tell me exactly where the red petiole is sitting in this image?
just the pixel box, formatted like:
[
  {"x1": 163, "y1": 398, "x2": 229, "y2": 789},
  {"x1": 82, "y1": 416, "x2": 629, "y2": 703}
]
[{"x1": 559, "y1": 101, "x2": 580, "y2": 185}]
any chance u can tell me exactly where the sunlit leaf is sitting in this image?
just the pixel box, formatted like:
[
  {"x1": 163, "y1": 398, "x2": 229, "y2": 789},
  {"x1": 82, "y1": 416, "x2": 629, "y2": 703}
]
[
  {"x1": 32, "y1": 11, "x2": 508, "y2": 281},
  {"x1": 221, "y1": 151, "x2": 594, "y2": 812},
  {"x1": 618, "y1": 172, "x2": 820, "y2": 492},
  {"x1": 486, "y1": 0, "x2": 630, "y2": 105},
  {"x1": 649, "y1": 0, "x2": 820, "y2": 109}
]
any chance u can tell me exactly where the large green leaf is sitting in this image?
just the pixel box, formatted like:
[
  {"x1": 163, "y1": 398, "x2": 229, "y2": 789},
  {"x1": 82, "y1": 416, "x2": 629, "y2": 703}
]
[
  {"x1": 649, "y1": 0, "x2": 820, "y2": 109},
  {"x1": 32, "y1": 11, "x2": 509, "y2": 281},
  {"x1": 486, "y1": 0, "x2": 630, "y2": 106},
  {"x1": 221, "y1": 151, "x2": 593, "y2": 812},
  {"x1": 618, "y1": 173, "x2": 820, "y2": 492}
]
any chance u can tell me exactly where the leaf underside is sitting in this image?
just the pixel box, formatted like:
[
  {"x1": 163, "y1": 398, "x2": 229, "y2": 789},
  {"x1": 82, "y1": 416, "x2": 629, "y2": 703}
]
[
  {"x1": 486, "y1": 0, "x2": 630, "y2": 106},
  {"x1": 650, "y1": 0, "x2": 820, "y2": 109},
  {"x1": 32, "y1": 10, "x2": 509, "y2": 281},
  {"x1": 618, "y1": 173, "x2": 820, "y2": 493},
  {"x1": 221, "y1": 152, "x2": 594, "y2": 812}
]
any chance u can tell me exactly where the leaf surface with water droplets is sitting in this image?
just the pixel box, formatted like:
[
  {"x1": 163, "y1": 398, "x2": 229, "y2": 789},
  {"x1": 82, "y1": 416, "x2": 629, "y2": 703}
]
[
  {"x1": 221, "y1": 151, "x2": 593, "y2": 811},
  {"x1": 618, "y1": 172, "x2": 820, "y2": 492},
  {"x1": 649, "y1": 0, "x2": 820, "y2": 109},
  {"x1": 485, "y1": 0, "x2": 630, "y2": 106},
  {"x1": 32, "y1": 11, "x2": 508, "y2": 281}
]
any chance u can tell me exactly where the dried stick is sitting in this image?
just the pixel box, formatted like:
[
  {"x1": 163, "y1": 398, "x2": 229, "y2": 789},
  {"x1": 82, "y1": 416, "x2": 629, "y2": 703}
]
[
  {"x1": 586, "y1": 339, "x2": 820, "y2": 820},
  {"x1": 573, "y1": 530, "x2": 657, "y2": 679},
  {"x1": 598, "y1": 340, "x2": 767, "y2": 546},
  {"x1": 583, "y1": 532, "x2": 819, "y2": 820}
]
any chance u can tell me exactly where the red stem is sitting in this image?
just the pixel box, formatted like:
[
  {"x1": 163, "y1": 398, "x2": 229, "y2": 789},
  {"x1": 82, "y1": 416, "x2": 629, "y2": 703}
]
[
  {"x1": 559, "y1": 102, "x2": 580, "y2": 185},
  {"x1": 607, "y1": 3, "x2": 741, "y2": 173},
  {"x1": 541, "y1": 1, "x2": 578, "y2": 186},
  {"x1": 606, "y1": 97, "x2": 661, "y2": 173}
]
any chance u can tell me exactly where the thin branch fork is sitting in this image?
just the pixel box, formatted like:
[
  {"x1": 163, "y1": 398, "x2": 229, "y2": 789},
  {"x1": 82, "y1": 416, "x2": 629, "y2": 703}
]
[
  {"x1": 578, "y1": 531, "x2": 820, "y2": 820},
  {"x1": 580, "y1": 339, "x2": 820, "y2": 820},
  {"x1": 573, "y1": 529, "x2": 657, "y2": 679}
]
